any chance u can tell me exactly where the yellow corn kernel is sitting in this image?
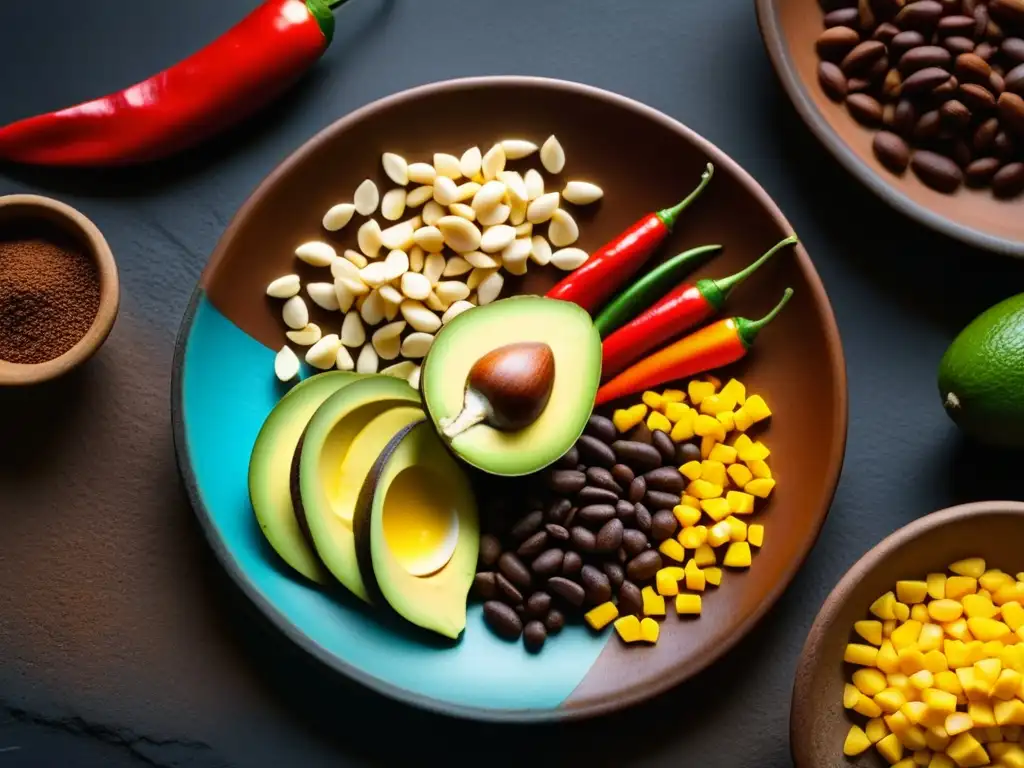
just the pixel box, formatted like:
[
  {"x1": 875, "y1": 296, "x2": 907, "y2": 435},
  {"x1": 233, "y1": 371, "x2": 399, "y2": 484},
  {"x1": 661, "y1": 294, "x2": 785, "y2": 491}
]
[
  {"x1": 910, "y1": 670, "x2": 935, "y2": 691},
  {"x1": 688, "y1": 379, "x2": 716, "y2": 405},
  {"x1": 642, "y1": 586, "x2": 665, "y2": 617},
  {"x1": 705, "y1": 567, "x2": 722, "y2": 586},
  {"x1": 947, "y1": 732, "x2": 989, "y2": 767},
  {"x1": 934, "y1": 670, "x2": 963, "y2": 696},
  {"x1": 928, "y1": 573, "x2": 947, "y2": 600},
  {"x1": 738, "y1": 440, "x2": 771, "y2": 462},
  {"x1": 723, "y1": 541, "x2": 752, "y2": 569},
  {"x1": 899, "y1": 725, "x2": 928, "y2": 751},
  {"x1": 930, "y1": 599, "x2": 965, "y2": 623},
  {"x1": 983, "y1": 640, "x2": 1005, "y2": 659},
  {"x1": 670, "y1": 409, "x2": 695, "y2": 441},
  {"x1": 655, "y1": 567, "x2": 684, "y2": 597},
  {"x1": 981, "y1": 570, "x2": 1014, "y2": 593},
  {"x1": 726, "y1": 490, "x2": 756, "y2": 516},
  {"x1": 719, "y1": 378, "x2": 746, "y2": 405},
  {"x1": 946, "y1": 712, "x2": 975, "y2": 736},
  {"x1": 964, "y1": 641, "x2": 986, "y2": 666},
  {"x1": 993, "y1": 582, "x2": 1024, "y2": 606},
  {"x1": 868, "y1": 717, "x2": 891, "y2": 743},
  {"x1": 888, "y1": 673, "x2": 912, "y2": 697},
  {"x1": 661, "y1": 388, "x2": 686, "y2": 403},
  {"x1": 678, "y1": 526, "x2": 707, "y2": 550},
  {"x1": 748, "y1": 524, "x2": 765, "y2": 548},
  {"x1": 845, "y1": 725, "x2": 873, "y2": 756},
  {"x1": 958, "y1": 670, "x2": 989, "y2": 703},
  {"x1": 846, "y1": 642, "x2": 881, "y2": 667},
  {"x1": 700, "y1": 459, "x2": 727, "y2": 486},
  {"x1": 911, "y1": 604, "x2": 930, "y2": 623},
  {"x1": 680, "y1": 461, "x2": 702, "y2": 481},
  {"x1": 747, "y1": 458, "x2": 772, "y2": 480},
  {"x1": 995, "y1": 700, "x2": 1024, "y2": 727},
  {"x1": 727, "y1": 463, "x2": 753, "y2": 488},
  {"x1": 614, "y1": 614, "x2": 642, "y2": 643},
  {"x1": 658, "y1": 538, "x2": 685, "y2": 563},
  {"x1": 681, "y1": 494, "x2": 701, "y2": 510},
  {"x1": 708, "y1": 521, "x2": 732, "y2": 548},
  {"x1": 687, "y1": 479, "x2": 722, "y2": 500},
  {"x1": 700, "y1": 435, "x2": 717, "y2": 459},
  {"x1": 927, "y1": 726, "x2": 952, "y2": 754},
  {"x1": 685, "y1": 560, "x2": 706, "y2": 592},
  {"x1": 924, "y1": 650, "x2": 949, "y2": 674},
  {"x1": 676, "y1": 593, "x2": 702, "y2": 615},
  {"x1": 1002, "y1": 602, "x2": 1024, "y2": 632},
  {"x1": 895, "y1": 602, "x2": 911, "y2": 622},
  {"x1": 732, "y1": 433, "x2": 753, "y2": 453},
  {"x1": 699, "y1": 394, "x2": 730, "y2": 416},
  {"x1": 613, "y1": 404, "x2": 647, "y2": 433},
  {"x1": 878, "y1": 732, "x2": 905, "y2": 764},
  {"x1": 673, "y1": 503, "x2": 702, "y2": 528},
  {"x1": 924, "y1": 687, "x2": 959, "y2": 713},
  {"x1": 642, "y1": 391, "x2": 664, "y2": 411},
  {"x1": 584, "y1": 601, "x2": 619, "y2": 631},
  {"x1": 898, "y1": 581, "x2": 930, "y2": 605},
  {"x1": 1001, "y1": 645, "x2": 1024, "y2": 673},
  {"x1": 962, "y1": 594, "x2": 999, "y2": 619},
  {"x1": 904, "y1": 700, "x2": 929, "y2": 725},
  {"x1": 951, "y1": 559, "x2": 987, "y2": 579},
  {"x1": 969, "y1": 701, "x2": 996, "y2": 728},
  {"x1": 968, "y1": 617, "x2": 1012, "y2": 642},
  {"x1": 944, "y1": 619, "x2": 972, "y2": 642},
  {"x1": 693, "y1": 414, "x2": 726, "y2": 441},
  {"x1": 663, "y1": 401, "x2": 690, "y2": 423},
  {"x1": 700, "y1": 497, "x2": 731, "y2": 522},
  {"x1": 723, "y1": 515, "x2": 747, "y2": 542},
  {"x1": 878, "y1": 641, "x2": 901, "y2": 674},
  {"x1": 919, "y1": 624, "x2": 945, "y2": 653},
  {"x1": 646, "y1": 410, "x2": 672, "y2": 434},
  {"x1": 708, "y1": 443, "x2": 737, "y2": 465},
  {"x1": 899, "y1": 648, "x2": 927, "y2": 676},
  {"x1": 856, "y1": 668, "x2": 889, "y2": 696},
  {"x1": 639, "y1": 617, "x2": 659, "y2": 643},
  {"x1": 857, "y1": 620, "x2": 885, "y2": 646},
  {"x1": 892, "y1": 620, "x2": 923, "y2": 650},
  {"x1": 732, "y1": 406, "x2": 754, "y2": 432},
  {"x1": 946, "y1": 576, "x2": 979, "y2": 601},
  {"x1": 693, "y1": 544, "x2": 716, "y2": 568},
  {"x1": 975, "y1": 657, "x2": 1003, "y2": 687},
  {"x1": 743, "y1": 393, "x2": 772, "y2": 421},
  {"x1": 716, "y1": 411, "x2": 735, "y2": 433},
  {"x1": 745, "y1": 478, "x2": 775, "y2": 499}
]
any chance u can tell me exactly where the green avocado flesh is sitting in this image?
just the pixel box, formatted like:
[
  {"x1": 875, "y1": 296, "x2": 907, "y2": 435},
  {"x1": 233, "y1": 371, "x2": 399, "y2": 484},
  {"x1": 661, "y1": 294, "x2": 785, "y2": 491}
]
[
  {"x1": 420, "y1": 296, "x2": 602, "y2": 476},
  {"x1": 249, "y1": 372, "x2": 362, "y2": 583},
  {"x1": 294, "y1": 377, "x2": 421, "y2": 602},
  {"x1": 939, "y1": 293, "x2": 1024, "y2": 448},
  {"x1": 354, "y1": 420, "x2": 480, "y2": 639}
]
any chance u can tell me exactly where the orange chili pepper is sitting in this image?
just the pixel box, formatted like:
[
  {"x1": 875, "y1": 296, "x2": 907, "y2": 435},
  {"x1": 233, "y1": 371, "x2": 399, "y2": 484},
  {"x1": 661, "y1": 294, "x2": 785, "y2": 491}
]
[{"x1": 594, "y1": 288, "x2": 793, "y2": 406}]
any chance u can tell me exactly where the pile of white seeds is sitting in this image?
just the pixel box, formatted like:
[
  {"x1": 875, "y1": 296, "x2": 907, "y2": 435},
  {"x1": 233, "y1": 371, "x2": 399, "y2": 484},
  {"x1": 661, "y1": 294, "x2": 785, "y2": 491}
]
[{"x1": 267, "y1": 135, "x2": 604, "y2": 383}]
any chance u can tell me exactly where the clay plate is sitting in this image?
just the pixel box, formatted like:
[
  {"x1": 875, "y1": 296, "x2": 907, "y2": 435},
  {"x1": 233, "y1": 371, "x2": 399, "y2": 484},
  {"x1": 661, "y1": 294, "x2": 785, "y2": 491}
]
[
  {"x1": 792, "y1": 500, "x2": 1024, "y2": 766},
  {"x1": 172, "y1": 76, "x2": 847, "y2": 721},
  {"x1": 756, "y1": 0, "x2": 1024, "y2": 257}
]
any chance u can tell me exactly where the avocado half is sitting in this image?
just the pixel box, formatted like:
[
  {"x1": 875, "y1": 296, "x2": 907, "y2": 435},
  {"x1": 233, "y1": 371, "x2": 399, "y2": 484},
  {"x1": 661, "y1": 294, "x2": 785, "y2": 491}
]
[
  {"x1": 294, "y1": 376, "x2": 422, "y2": 602},
  {"x1": 420, "y1": 296, "x2": 602, "y2": 476},
  {"x1": 249, "y1": 371, "x2": 362, "y2": 583},
  {"x1": 353, "y1": 420, "x2": 479, "y2": 639}
]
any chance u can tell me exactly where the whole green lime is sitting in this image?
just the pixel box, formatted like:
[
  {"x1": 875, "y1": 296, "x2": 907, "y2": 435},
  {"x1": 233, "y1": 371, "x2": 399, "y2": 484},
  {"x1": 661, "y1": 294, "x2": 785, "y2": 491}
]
[{"x1": 938, "y1": 293, "x2": 1024, "y2": 447}]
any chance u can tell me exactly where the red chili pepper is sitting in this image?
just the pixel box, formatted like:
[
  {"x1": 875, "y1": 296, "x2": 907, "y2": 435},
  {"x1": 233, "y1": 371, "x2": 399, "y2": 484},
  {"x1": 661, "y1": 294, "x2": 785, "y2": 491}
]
[
  {"x1": 0, "y1": 0, "x2": 346, "y2": 167},
  {"x1": 600, "y1": 235, "x2": 797, "y2": 378},
  {"x1": 545, "y1": 163, "x2": 714, "y2": 314},
  {"x1": 594, "y1": 288, "x2": 794, "y2": 406}
]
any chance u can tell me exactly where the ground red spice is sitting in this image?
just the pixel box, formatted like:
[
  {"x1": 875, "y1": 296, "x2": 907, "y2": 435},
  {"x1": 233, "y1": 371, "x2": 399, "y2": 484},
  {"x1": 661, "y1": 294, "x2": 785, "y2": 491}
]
[{"x1": 0, "y1": 221, "x2": 100, "y2": 365}]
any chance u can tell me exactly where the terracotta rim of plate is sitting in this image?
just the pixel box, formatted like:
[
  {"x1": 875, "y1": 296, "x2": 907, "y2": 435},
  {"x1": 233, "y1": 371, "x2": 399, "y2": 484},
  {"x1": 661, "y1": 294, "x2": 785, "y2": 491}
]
[
  {"x1": 0, "y1": 194, "x2": 120, "y2": 386},
  {"x1": 790, "y1": 500, "x2": 1024, "y2": 765},
  {"x1": 754, "y1": 0, "x2": 1024, "y2": 258},
  {"x1": 173, "y1": 75, "x2": 849, "y2": 722}
]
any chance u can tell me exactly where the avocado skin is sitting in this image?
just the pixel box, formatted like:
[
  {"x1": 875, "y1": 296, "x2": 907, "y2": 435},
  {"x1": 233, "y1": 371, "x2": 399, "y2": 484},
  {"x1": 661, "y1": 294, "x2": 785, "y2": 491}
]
[{"x1": 939, "y1": 293, "x2": 1024, "y2": 447}]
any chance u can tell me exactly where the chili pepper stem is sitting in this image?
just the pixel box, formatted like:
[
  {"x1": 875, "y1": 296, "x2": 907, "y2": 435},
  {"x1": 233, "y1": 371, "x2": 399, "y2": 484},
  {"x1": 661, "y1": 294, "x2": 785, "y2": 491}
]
[
  {"x1": 715, "y1": 235, "x2": 798, "y2": 295},
  {"x1": 656, "y1": 163, "x2": 715, "y2": 230},
  {"x1": 735, "y1": 288, "x2": 794, "y2": 348}
]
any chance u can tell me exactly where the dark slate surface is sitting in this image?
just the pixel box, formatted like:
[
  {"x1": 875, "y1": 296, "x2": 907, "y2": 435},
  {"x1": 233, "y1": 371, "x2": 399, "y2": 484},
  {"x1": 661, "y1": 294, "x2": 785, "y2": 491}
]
[{"x1": 1, "y1": 1, "x2": 1023, "y2": 766}]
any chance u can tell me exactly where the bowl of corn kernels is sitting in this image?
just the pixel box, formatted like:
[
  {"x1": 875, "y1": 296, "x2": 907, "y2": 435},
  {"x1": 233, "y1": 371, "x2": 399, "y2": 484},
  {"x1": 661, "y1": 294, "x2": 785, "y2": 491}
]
[{"x1": 792, "y1": 501, "x2": 1024, "y2": 768}]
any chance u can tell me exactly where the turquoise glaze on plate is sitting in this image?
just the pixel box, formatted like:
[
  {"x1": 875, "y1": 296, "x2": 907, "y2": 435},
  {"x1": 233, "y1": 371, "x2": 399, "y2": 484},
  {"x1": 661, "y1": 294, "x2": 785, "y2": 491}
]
[{"x1": 173, "y1": 292, "x2": 608, "y2": 717}]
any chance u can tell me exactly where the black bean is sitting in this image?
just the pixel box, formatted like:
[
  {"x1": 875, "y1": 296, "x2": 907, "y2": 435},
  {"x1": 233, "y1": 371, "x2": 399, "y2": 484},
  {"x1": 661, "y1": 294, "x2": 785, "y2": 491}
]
[
  {"x1": 585, "y1": 466, "x2": 622, "y2": 493},
  {"x1": 547, "y1": 469, "x2": 586, "y2": 494},
  {"x1": 545, "y1": 497, "x2": 572, "y2": 525},
  {"x1": 495, "y1": 573, "x2": 524, "y2": 605},
  {"x1": 498, "y1": 552, "x2": 532, "y2": 590},
  {"x1": 510, "y1": 510, "x2": 543, "y2": 542},
  {"x1": 651, "y1": 509, "x2": 679, "y2": 541},
  {"x1": 618, "y1": 581, "x2": 643, "y2": 616},
  {"x1": 472, "y1": 572, "x2": 498, "y2": 600},
  {"x1": 577, "y1": 504, "x2": 617, "y2": 526},
  {"x1": 479, "y1": 534, "x2": 502, "y2": 568},
  {"x1": 611, "y1": 463, "x2": 635, "y2": 487},
  {"x1": 676, "y1": 442, "x2": 702, "y2": 464},
  {"x1": 523, "y1": 620, "x2": 547, "y2": 652},
  {"x1": 596, "y1": 518, "x2": 625, "y2": 552},
  {"x1": 545, "y1": 608, "x2": 565, "y2": 635},
  {"x1": 634, "y1": 503, "x2": 653, "y2": 534},
  {"x1": 532, "y1": 548, "x2": 565, "y2": 577},
  {"x1": 645, "y1": 490, "x2": 682, "y2": 511},
  {"x1": 564, "y1": 506, "x2": 578, "y2": 528},
  {"x1": 584, "y1": 414, "x2": 617, "y2": 443},
  {"x1": 603, "y1": 562, "x2": 625, "y2": 591},
  {"x1": 548, "y1": 576, "x2": 586, "y2": 607},
  {"x1": 651, "y1": 430, "x2": 676, "y2": 462},
  {"x1": 576, "y1": 486, "x2": 619, "y2": 505},
  {"x1": 644, "y1": 466, "x2": 685, "y2": 494},
  {"x1": 556, "y1": 445, "x2": 580, "y2": 469},
  {"x1": 561, "y1": 550, "x2": 583, "y2": 577},
  {"x1": 622, "y1": 528, "x2": 649, "y2": 557},
  {"x1": 617, "y1": 547, "x2": 629, "y2": 563},
  {"x1": 526, "y1": 591, "x2": 552, "y2": 618},
  {"x1": 616, "y1": 499, "x2": 636, "y2": 522},
  {"x1": 517, "y1": 531, "x2": 549, "y2": 559},
  {"x1": 628, "y1": 476, "x2": 647, "y2": 503},
  {"x1": 545, "y1": 523, "x2": 569, "y2": 541},
  {"x1": 626, "y1": 422, "x2": 653, "y2": 445},
  {"x1": 626, "y1": 550, "x2": 663, "y2": 582},
  {"x1": 576, "y1": 435, "x2": 616, "y2": 467},
  {"x1": 581, "y1": 565, "x2": 613, "y2": 606},
  {"x1": 484, "y1": 601, "x2": 523, "y2": 640},
  {"x1": 612, "y1": 440, "x2": 663, "y2": 472},
  {"x1": 570, "y1": 526, "x2": 597, "y2": 552}
]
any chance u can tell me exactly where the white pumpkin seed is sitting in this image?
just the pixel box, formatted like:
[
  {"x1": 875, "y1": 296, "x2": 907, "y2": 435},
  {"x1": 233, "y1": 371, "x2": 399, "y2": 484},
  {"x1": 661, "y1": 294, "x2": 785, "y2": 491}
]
[
  {"x1": 480, "y1": 225, "x2": 516, "y2": 253},
  {"x1": 442, "y1": 300, "x2": 475, "y2": 325},
  {"x1": 378, "y1": 284, "x2": 404, "y2": 305},
  {"x1": 476, "y1": 272, "x2": 504, "y2": 305},
  {"x1": 401, "y1": 271, "x2": 432, "y2": 300},
  {"x1": 524, "y1": 169, "x2": 545, "y2": 200},
  {"x1": 381, "y1": 360, "x2": 417, "y2": 379},
  {"x1": 282, "y1": 296, "x2": 309, "y2": 329},
  {"x1": 380, "y1": 217, "x2": 420, "y2": 251},
  {"x1": 336, "y1": 345, "x2": 355, "y2": 371},
  {"x1": 453, "y1": 182, "x2": 480, "y2": 203},
  {"x1": 340, "y1": 311, "x2": 366, "y2": 348},
  {"x1": 407, "y1": 162, "x2": 436, "y2": 185},
  {"x1": 442, "y1": 255, "x2": 472, "y2": 277},
  {"x1": 359, "y1": 262, "x2": 391, "y2": 288},
  {"x1": 437, "y1": 216, "x2": 482, "y2": 253},
  {"x1": 357, "y1": 219, "x2": 383, "y2": 258},
  {"x1": 530, "y1": 235, "x2": 552, "y2": 266},
  {"x1": 401, "y1": 332, "x2": 434, "y2": 358},
  {"x1": 382, "y1": 249, "x2": 410, "y2": 281},
  {"x1": 337, "y1": 275, "x2": 369, "y2": 296},
  {"x1": 307, "y1": 282, "x2": 340, "y2": 311},
  {"x1": 562, "y1": 180, "x2": 604, "y2": 205},
  {"x1": 464, "y1": 250, "x2": 499, "y2": 269},
  {"x1": 413, "y1": 225, "x2": 444, "y2": 253},
  {"x1": 500, "y1": 138, "x2": 538, "y2": 159},
  {"x1": 548, "y1": 208, "x2": 579, "y2": 247},
  {"x1": 305, "y1": 334, "x2": 342, "y2": 370},
  {"x1": 400, "y1": 300, "x2": 442, "y2": 333},
  {"x1": 540, "y1": 135, "x2": 565, "y2": 174},
  {"x1": 498, "y1": 170, "x2": 528, "y2": 203},
  {"x1": 509, "y1": 197, "x2": 527, "y2": 226},
  {"x1": 433, "y1": 152, "x2": 463, "y2": 179},
  {"x1": 266, "y1": 274, "x2": 300, "y2": 299},
  {"x1": 406, "y1": 185, "x2": 434, "y2": 208},
  {"x1": 421, "y1": 201, "x2": 445, "y2": 227},
  {"x1": 515, "y1": 221, "x2": 533, "y2": 238},
  {"x1": 423, "y1": 252, "x2": 445, "y2": 285},
  {"x1": 356, "y1": 344, "x2": 379, "y2": 374},
  {"x1": 435, "y1": 281, "x2": 470, "y2": 305},
  {"x1": 360, "y1": 288, "x2": 386, "y2": 325},
  {"x1": 408, "y1": 245, "x2": 425, "y2": 272},
  {"x1": 286, "y1": 323, "x2": 322, "y2": 346},
  {"x1": 382, "y1": 153, "x2": 409, "y2": 186},
  {"x1": 408, "y1": 364, "x2": 422, "y2": 390},
  {"x1": 433, "y1": 176, "x2": 459, "y2": 207},
  {"x1": 342, "y1": 249, "x2": 368, "y2": 269},
  {"x1": 449, "y1": 203, "x2": 476, "y2": 221},
  {"x1": 381, "y1": 189, "x2": 407, "y2": 221},
  {"x1": 551, "y1": 247, "x2": 589, "y2": 271},
  {"x1": 460, "y1": 146, "x2": 482, "y2": 178},
  {"x1": 477, "y1": 203, "x2": 510, "y2": 227},
  {"x1": 334, "y1": 280, "x2": 355, "y2": 312},
  {"x1": 424, "y1": 291, "x2": 446, "y2": 312},
  {"x1": 527, "y1": 192, "x2": 560, "y2": 223},
  {"x1": 501, "y1": 238, "x2": 532, "y2": 276},
  {"x1": 274, "y1": 346, "x2": 300, "y2": 382},
  {"x1": 481, "y1": 143, "x2": 506, "y2": 180},
  {"x1": 471, "y1": 180, "x2": 506, "y2": 212},
  {"x1": 467, "y1": 267, "x2": 496, "y2": 291},
  {"x1": 295, "y1": 241, "x2": 337, "y2": 267},
  {"x1": 354, "y1": 179, "x2": 379, "y2": 215},
  {"x1": 322, "y1": 203, "x2": 355, "y2": 232},
  {"x1": 373, "y1": 320, "x2": 407, "y2": 342}
]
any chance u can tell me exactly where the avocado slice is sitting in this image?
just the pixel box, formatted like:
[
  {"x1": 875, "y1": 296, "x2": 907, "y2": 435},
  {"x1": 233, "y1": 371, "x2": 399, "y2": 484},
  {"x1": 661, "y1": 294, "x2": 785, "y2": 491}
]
[
  {"x1": 248, "y1": 371, "x2": 362, "y2": 583},
  {"x1": 353, "y1": 420, "x2": 479, "y2": 639},
  {"x1": 420, "y1": 296, "x2": 602, "y2": 476},
  {"x1": 295, "y1": 376, "x2": 422, "y2": 602}
]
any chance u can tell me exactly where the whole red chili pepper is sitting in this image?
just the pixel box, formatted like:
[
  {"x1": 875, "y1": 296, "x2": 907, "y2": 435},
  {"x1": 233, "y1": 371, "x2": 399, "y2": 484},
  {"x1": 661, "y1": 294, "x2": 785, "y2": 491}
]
[
  {"x1": 545, "y1": 163, "x2": 714, "y2": 314},
  {"x1": 594, "y1": 288, "x2": 794, "y2": 406},
  {"x1": 0, "y1": 0, "x2": 346, "y2": 167},
  {"x1": 600, "y1": 235, "x2": 798, "y2": 378}
]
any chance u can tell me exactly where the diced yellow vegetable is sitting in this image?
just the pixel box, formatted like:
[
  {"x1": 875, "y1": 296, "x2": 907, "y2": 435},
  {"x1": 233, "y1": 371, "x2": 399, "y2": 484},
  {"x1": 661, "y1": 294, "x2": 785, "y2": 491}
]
[
  {"x1": 934, "y1": 670, "x2": 963, "y2": 697},
  {"x1": 647, "y1": 410, "x2": 672, "y2": 434},
  {"x1": 693, "y1": 414, "x2": 726, "y2": 441},
  {"x1": 708, "y1": 521, "x2": 732, "y2": 548},
  {"x1": 968, "y1": 701, "x2": 996, "y2": 728},
  {"x1": 911, "y1": 604, "x2": 930, "y2": 623},
  {"x1": 892, "y1": 620, "x2": 923, "y2": 650},
  {"x1": 857, "y1": 620, "x2": 885, "y2": 646},
  {"x1": 946, "y1": 732, "x2": 989, "y2": 767},
  {"x1": 639, "y1": 617, "x2": 660, "y2": 643},
  {"x1": 680, "y1": 461, "x2": 702, "y2": 481},
  {"x1": 924, "y1": 687, "x2": 959, "y2": 714},
  {"x1": 919, "y1": 624, "x2": 945, "y2": 653},
  {"x1": 1002, "y1": 602, "x2": 1024, "y2": 632},
  {"x1": 855, "y1": 668, "x2": 889, "y2": 696},
  {"x1": 878, "y1": 641, "x2": 901, "y2": 674},
  {"x1": 705, "y1": 567, "x2": 722, "y2": 586},
  {"x1": 928, "y1": 573, "x2": 947, "y2": 600},
  {"x1": 642, "y1": 391, "x2": 664, "y2": 411},
  {"x1": 945, "y1": 712, "x2": 974, "y2": 736},
  {"x1": 929, "y1": 600, "x2": 965, "y2": 623},
  {"x1": 993, "y1": 582, "x2": 1024, "y2": 606},
  {"x1": 613, "y1": 404, "x2": 647, "y2": 433},
  {"x1": 877, "y1": 688, "x2": 908, "y2": 713},
  {"x1": 685, "y1": 558, "x2": 707, "y2": 591},
  {"x1": 738, "y1": 440, "x2": 771, "y2": 462},
  {"x1": 717, "y1": 411, "x2": 736, "y2": 434},
  {"x1": 661, "y1": 388, "x2": 686, "y2": 403},
  {"x1": 673, "y1": 503, "x2": 702, "y2": 528},
  {"x1": 723, "y1": 515, "x2": 747, "y2": 542},
  {"x1": 904, "y1": 700, "x2": 929, "y2": 725},
  {"x1": 873, "y1": 592, "x2": 899, "y2": 620},
  {"x1": 642, "y1": 586, "x2": 665, "y2": 617},
  {"x1": 900, "y1": 725, "x2": 928, "y2": 751},
  {"x1": 851, "y1": 642, "x2": 883, "y2": 666},
  {"x1": 946, "y1": 576, "x2": 978, "y2": 601},
  {"x1": 747, "y1": 459, "x2": 773, "y2": 479},
  {"x1": 614, "y1": 614, "x2": 642, "y2": 643},
  {"x1": 720, "y1": 378, "x2": 746, "y2": 406},
  {"x1": 700, "y1": 459, "x2": 727, "y2": 486},
  {"x1": 584, "y1": 601, "x2": 619, "y2": 631},
  {"x1": 845, "y1": 725, "x2": 873, "y2": 756},
  {"x1": 927, "y1": 726, "x2": 952, "y2": 754},
  {"x1": 678, "y1": 526, "x2": 707, "y2": 550},
  {"x1": 732, "y1": 406, "x2": 754, "y2": 432},
  {"x1": 700, "y1": 497, "x2": 731, "y2": 522},
  {"x1": 687, "y1": 379, "x2": 716, "y2": 405},
  {"x1": 868, "y1": 717, "x2": 891, "y2": 743},
  {"x1": 975, "y1": 657, "x2": 1003, "y2": 687},
  {"x1": 898, "y1": 581, "x2": 930, "y2": 605},
  {"x1": 981, "y1": 570, "x2": 1014, "y2": 593},
  {"x1": 656, "y1": 567, "x2": 684, "y2": 597},
  {"x1": 748, "y1": 524, "x2": 765, "y2": 548},
  {"x1": 912, "y1": 753, "x2": 932, "y2": 768},
  {"x1": 732, "y1": 433, "x2": 753, "y2": 453},
  {"x1": 687, "y1": 479, "x2": 723, "y2": 500},
  {"x1": 745, "y1": 478, "x2": 775, "y2": 498},
  {"x1": 895, "y1": 602, "x2": 911, "y2": 621},
  {"x1": 878, "y1": 732, "x2": 906, "y2": 763},
  {"x1": 910, "y1": 670, "x2": 935, "y2": 691},
  {"x1": 944, "y1": 619, "x2": 971, "y2": 642},
  {"x1": 708, "y1": 443, "x2": 737, "y2": 465},
  {"x1": 670, "y1": 410, "x2": 695, "y2": 441},
  {"x1": 726, "y1": 490, "x2": 755, "y2": 515},
  {"x1": 658, "y1": 538, "x2": 685, "y2": 563},
  {"x1": 699, "y1": 394, "x2": 729, "y2": 416},
  {"x1": 995, "y1": 700, "x2": 1024, "y2": 727},
  {"x1": 983, "y1": 640, "x2": 1004, "y2": 659},
  {"x1": 923, "y1": 650, "x2": 949, "y2": 674},
  {"x1": 967, "y1": 617, "x2": 1012, "y2": 642},
  {"x1": 950, "y1": 559, "x2": 987, "y2": 579},
  {"x1": 723, "y1": 541, "x2": 752, "y2": 569},
  {"x1": 727, "y1": 463, "x2": 753, "y2": 488},
  {"x1": 700, "y1": 435, "x2": 717, "y2": 459},
  {"x1": 899, "y1": 648, "x2": 927, "y2": 676},
  {"x1": 743, "y1": 394, "x2": 772, "y2": 422},
  {"x1": 663, "y1": 401, "x2": 690, "y2": 423},
  {"x1": 962, "y1": 594, "x2": 999, "y2": 619},
  {"x1": 675, "y1": 593, "x2": 702, "y2": 615},
  {"x1": 681, "y1": 494, "x2": 701, "y2": 510}
]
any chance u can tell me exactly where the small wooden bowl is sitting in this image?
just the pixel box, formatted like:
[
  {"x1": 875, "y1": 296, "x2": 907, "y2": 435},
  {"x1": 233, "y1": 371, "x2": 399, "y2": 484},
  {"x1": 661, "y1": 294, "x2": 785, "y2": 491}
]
[
  {"x1": 0, "y1": 194, "x2": 119, "y2": 386},
  {"x1": 792, "y1": 500, "x2": 1024, "y2": 767}
]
